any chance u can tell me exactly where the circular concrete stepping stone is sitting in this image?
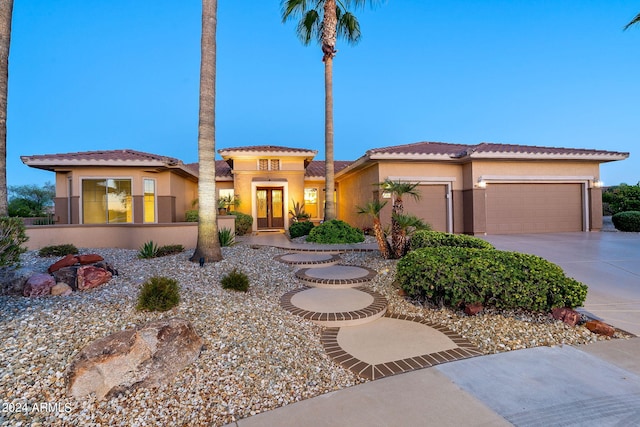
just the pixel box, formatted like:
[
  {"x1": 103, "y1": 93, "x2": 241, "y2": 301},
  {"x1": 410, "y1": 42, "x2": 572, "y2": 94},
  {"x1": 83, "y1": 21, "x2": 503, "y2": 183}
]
[
  {"x1": 280, "y1": 286, "x2": 387, "y2": 327},
  {"x1": 274, "y1": 253, "x2": 341, "y2": 267},
  {"x1": 320, "y1": 314, "x2": 482, "y2": 380},
  {"x1": 295, "y1": 265, "x2": 377, "y2": 288}
]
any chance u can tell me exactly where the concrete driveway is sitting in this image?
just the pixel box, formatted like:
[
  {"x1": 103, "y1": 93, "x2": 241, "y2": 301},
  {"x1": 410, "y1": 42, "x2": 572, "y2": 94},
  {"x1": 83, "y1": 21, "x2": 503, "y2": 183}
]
[{"x1": 483, "y1": 232, "x2": 640, "y2": 336}]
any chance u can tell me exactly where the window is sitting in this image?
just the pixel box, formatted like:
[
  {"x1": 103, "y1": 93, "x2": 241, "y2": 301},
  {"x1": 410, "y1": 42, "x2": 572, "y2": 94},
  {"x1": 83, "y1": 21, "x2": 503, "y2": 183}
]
[
  {"x1": 82, "y1": 179, "x2": 132, "y2": 224},
  {"x1": 258, "y1": 159, "x2": 280, "y2": 171},
  {"x1": 143, "y1": 179, "x2": 156, "y2": 223},
  {"x1": 218, "y1": 188, "x2": 236, "y2": 211},
  {"x1": 304, "y1": 188, "x2": 318, "y2": 218}
]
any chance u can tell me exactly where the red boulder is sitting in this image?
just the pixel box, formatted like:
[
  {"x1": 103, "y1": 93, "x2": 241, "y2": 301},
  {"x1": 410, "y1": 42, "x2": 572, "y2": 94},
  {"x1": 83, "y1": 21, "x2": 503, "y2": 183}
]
[
  {"x1": 551, "y1": 307, "x2": 581, "y2": 327},
  {"x1": 23, "y1": 273, "x2": 56, "y2": 297},
  {"x1": 464, "y1": 303, "x2": 484, "y2": 316},
  {"x1": 585, "y1": 320, "x2": 615, "y2": 337},
  {"x1": 48, "y1": 254, "x2": 79, "y2": 274},
  {"x1": 78, "y1": 254, "x2": 104, "y2": 265},
  {"x1": 77, "y1": 266, "x2": 112, "y2": 291}
]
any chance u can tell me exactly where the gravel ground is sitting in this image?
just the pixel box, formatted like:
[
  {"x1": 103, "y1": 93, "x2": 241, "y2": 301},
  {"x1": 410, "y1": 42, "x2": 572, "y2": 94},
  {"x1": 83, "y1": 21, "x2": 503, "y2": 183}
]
[{"x1": 0, "y1": 243, "x2": 629, "y2": 426}]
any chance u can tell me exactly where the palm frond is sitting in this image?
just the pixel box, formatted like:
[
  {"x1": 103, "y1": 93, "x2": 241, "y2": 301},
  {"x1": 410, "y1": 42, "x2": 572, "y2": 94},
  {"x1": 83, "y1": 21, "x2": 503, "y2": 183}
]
[
  {"x1": 297, "y1": 10, "x2": 321, "y2": 45},
  {"x1": 623, "y1": 12, "x2": 640, "y2": 31},
  {"x1": 392, "y1": 213, "x2": 430, "y2": 231},
  {"x1": 337, "y1": 11, "x2": 361, "y2": 44},
  {"x1": 356, "y1": 200, "x2": 387, "y2": 216},
  {"x1": 379, "y1": 179, "x2": 421, "y2": 200}
]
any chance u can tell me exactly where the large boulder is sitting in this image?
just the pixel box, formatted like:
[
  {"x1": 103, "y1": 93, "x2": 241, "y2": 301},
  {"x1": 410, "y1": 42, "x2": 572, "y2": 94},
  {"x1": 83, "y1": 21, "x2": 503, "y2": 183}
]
[
  {"x1": 77, "y1": 254, "x2": 104, "y2": 265},
  {"x1": 0, "y1": 267, "x2": 35, "y2": 296},
  {"x1": 52, "y1": 266, "x2": 79, "y2": 290},
  {"x1": 585, "y1": 320, "x2": 616, "y2": 337},
  {"x1": 66, "y1": 318, "x2": 203, "y2": 400},
  {"x1": 551, "y1": 307, "x2": 581, "y2": 327},
  {"x1": 76, "y1": 266, "x2": 112, "y2": 291},
  {"x1": 23, "y1": 273, "x2": 56, "y2": 297}
]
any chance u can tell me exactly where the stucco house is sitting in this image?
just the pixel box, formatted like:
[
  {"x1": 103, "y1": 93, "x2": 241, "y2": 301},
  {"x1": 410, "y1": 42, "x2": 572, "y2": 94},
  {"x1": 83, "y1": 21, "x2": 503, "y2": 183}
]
[{"x1": 21, "y1": 141, "x2": 628, "y2": 236}]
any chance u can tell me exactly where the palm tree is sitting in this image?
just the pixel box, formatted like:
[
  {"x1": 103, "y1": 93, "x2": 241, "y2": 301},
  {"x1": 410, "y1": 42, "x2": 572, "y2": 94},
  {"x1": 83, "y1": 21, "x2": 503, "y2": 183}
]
[
  {"x1": 624, "y1": 12, "x2": 640, "y2": 30},
  {"x1": 380, "y1": 179, "x2": 421, "y2": 258},
  {"x1": 356, "y1": 199, "x2": 391, "y2": 258},
  {"x1": 282, "y1": 0, "x2": 380, "y2": 221},
  {"x1": 0, "y1": 0, "x2": 13, "y2": 217},
  {"x1": 391, "y1": 212, "x2": 430, "y2": 257},
  {"x1": 190, "y1": 0, "x2": 222, "y2": 263}
]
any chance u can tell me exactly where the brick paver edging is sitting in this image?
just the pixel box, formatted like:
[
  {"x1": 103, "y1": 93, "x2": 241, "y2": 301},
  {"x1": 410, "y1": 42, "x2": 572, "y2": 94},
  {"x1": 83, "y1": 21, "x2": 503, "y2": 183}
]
[
  {"x1": 294, "y1": 265, "x2": 378, "y2": 286},
  {"x1": 280, "y1": 286, "x2": 387, "y2": 323},
  {"x1": 320, "y1": 313, "x2": 483, "y2": 381},
  {"x1": 274, "y1": 253, "x2": 342, "y2": 266}
]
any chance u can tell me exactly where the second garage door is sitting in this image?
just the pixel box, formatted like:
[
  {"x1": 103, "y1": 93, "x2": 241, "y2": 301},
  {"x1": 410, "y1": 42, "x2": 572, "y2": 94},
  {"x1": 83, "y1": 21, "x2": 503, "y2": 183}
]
[{"x1": 485, "y1": 183, "x2": 584, "y2": 234}]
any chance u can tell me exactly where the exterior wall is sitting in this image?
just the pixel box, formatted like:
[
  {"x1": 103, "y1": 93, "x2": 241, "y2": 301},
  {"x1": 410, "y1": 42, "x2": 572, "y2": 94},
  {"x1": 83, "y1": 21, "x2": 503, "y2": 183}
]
[
  {"x1": 50, "y1": 167, "x2": 196, "y2": 224},
  {"x1": 589, "y1": 188, "x2": 603, "y2": 231},
  {"x1": 24, "y1": 217, "x2": 235, "y2": 250},
  {"x1": 336, "y1": 163, "x2": 380, "y2": 229}
]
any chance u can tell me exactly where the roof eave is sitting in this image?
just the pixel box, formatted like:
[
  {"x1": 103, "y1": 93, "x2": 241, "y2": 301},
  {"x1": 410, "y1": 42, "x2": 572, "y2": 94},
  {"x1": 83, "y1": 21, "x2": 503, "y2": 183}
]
[{"x1": 466, "y1": 152, "x2": 630, "y2": 161}]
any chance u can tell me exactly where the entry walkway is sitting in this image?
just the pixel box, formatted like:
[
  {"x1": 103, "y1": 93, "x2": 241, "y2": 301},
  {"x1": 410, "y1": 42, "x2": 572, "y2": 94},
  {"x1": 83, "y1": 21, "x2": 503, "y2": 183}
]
[{"x1": 225, "y1": 232, "x2": 640, "y2": 426}]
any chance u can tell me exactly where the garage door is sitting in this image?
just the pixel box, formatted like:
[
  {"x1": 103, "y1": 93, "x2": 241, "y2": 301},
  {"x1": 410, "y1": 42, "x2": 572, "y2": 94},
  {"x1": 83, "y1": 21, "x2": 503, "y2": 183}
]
[
  {"x1": 383, "y1": 184, "x2": 448, "y2": 232},
  {"x1": 486, "y1": 183, "x2": 583, "y2": 234}
]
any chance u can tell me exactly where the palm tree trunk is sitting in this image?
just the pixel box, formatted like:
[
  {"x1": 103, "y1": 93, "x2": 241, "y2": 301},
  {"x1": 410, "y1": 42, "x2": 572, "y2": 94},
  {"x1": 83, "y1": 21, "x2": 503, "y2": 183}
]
[
  {"x1": 372, "y1": 217, "x2": 390, "y2": 259},
  {"x1": 322, "y1": 0, "x2": 337, "y2": 221},
  {"x1": 0, "y1": 0, "x2": 13, "y2": 217},
  {"x1": 391, "y1": 196, "x2": 404, "y2": 258},
  {"x1": 191, "y1": 0, "x2": 222, "y2": 263}
]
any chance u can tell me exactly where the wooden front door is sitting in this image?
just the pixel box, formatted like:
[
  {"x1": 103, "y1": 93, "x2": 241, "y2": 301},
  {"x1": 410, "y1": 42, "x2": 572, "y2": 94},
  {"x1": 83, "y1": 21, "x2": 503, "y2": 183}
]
[{"x1": 256, "y1": 187, "x2": 284, "y2": 229}]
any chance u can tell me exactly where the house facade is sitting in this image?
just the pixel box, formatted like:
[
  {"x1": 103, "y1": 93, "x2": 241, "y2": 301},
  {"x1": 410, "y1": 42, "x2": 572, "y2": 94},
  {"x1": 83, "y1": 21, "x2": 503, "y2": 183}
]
[{"x1": 21, "y1": 141, "x2": 629, "y2": 235}]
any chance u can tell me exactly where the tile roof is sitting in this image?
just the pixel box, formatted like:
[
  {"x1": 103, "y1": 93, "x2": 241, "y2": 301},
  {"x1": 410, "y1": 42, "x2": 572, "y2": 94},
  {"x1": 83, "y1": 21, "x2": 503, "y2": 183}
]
[
  {"x1": 366, "y1": 141, "x2": 629, "y2": 160},
  {"x1": 305, "y1": 160, "x2": 353, "y2": 178},
  {"x1": 21, "y1": 149, "x2": 183, "y2": 164},
  {"x1": 185, "y1": 161, "x2": 233, "y2": 179},
  {"x1": 218, "y1": 145, "x2": 318, "y2": 155}
]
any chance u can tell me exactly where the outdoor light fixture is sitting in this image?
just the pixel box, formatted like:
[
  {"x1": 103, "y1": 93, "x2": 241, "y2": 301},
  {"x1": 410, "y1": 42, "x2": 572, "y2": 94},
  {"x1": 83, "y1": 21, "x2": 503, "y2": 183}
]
[
  {"x1": 476, "y1": 179, "x2": 487, "y2": 189},
  {"x1": 593, "y1": 179, "x2": 604, "y2": 188},
  {"x1": 199, "y1": 257, "x2": 205, "y2": 267}
]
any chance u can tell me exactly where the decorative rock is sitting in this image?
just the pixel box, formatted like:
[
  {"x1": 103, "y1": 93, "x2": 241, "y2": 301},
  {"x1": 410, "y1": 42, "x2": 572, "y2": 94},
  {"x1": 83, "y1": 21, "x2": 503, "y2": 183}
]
[
  {"x1": 93, "y1": 261, "x2": 119, "y2": 276},
  {"x1": 397, "y1": 288, "x2": 407, "y2": 297},
  {"x1": 0, "y1": 267, "x2": 34, "y2": 296},
  {"x1": 585, "y1": 320, "x2": 615, "y2": 337},
  {"x1": 77, "y1": 254, "x2": 104, "y2": 265},
  {"x1": 52, "y1": 266, "x2": 79, "y2": 290},
  {"x1": 464, "y1": 303, "x2": 484, "y2": 316},
  {"x1": 66, "y1": 318, "x2": 203, "y2": 400},
  {"x1": 76, "y1": 266, "x2": 112, "y2": 291},
  {"x1": 48, "y1": 254, "x2": 79, "y2": 274},
  {"x1": 51, "y1": 282, "x2": 73, "y2": 296},
  {"x1": 23, "y1": 273, "x2": 56, "y2": 297},
  {"x1": 551, "y1": 307, "x2": 581, "y2": 326}
]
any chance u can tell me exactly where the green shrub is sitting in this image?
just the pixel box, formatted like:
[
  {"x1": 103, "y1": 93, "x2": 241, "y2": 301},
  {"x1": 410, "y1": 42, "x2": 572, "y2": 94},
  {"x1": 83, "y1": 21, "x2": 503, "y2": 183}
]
[
  {"x1": 410, "y1": 230, "x2": 494, "y2": 251},
  {"x1": 306, "y1": 219, "x2": 364, "y2": 244},
  {"x1": 289, "y1": 221, "x2": 314, "y2": 238},
  {"x1": 602, "y1": 183, "x2": 640, "y2": 215},
  {"x1": 138, "y1": 240, "x2": 159, "y2": 259},
  {"x1": 218, "y1": 227, "x2": 235, "y2": 246},
  {"x1": 185, "y1": 210, "x2": 199, "y2": 222},
  {"x1": 38, "y1": 243, "x2": 79, "y2": 257},
  {"x1": 136, "y1": 276, "x2": 180, "y2": 312},
  {"x1": 234, "y1": 212, "x2": 253, "y2": 236},
  {"x1": 156, "y1": 244, "x2": 184, "y2": 257},
  {"x1": 397, "y1": 247, "x2": 587, "y2": 311},
  {"x1": 220, "y1": 268, "x2": 249, "y2": 292},
  {"x1": 0, "y1": 217, "x2": 29, "y2": 268},
  {"x1": 612, "y1": 211, "x2": 640, "y2": 232}
]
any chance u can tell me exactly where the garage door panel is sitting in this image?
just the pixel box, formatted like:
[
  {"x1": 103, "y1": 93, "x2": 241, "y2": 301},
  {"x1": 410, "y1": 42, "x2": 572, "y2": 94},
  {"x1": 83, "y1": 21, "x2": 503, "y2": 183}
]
[
  {"x1": 402, "y1": 185, "x2": 448, "y2": 232},
  {"x1": 486, "y1": 183, "x2": 583, "y2": 234}
]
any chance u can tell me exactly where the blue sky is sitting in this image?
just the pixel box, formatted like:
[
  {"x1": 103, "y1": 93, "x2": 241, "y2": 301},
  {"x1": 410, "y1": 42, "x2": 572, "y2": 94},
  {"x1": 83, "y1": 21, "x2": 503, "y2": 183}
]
[{"x1": 6, "y1": 0, "x2": 640, "y2": 187}]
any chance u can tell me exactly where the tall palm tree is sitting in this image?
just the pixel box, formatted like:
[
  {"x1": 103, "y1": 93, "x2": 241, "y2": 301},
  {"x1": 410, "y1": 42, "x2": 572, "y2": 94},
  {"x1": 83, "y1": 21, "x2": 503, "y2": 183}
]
[
  {"x1": 0, "y1": 0, "x2": 13, "y2": 217},
  {"x1": 356, "y1": 199, "x2": 390, "y2": 258},
  {"x1": 190, "y1": 0, "x2": 222, "y2": 263},
  {"x1": 282, "y1": 0, "x2": 380, "y2": 221},
  {"x1": 380, "y1": 179, "x2": 421, "y2": 258},
  {"x1": 624, "y1": 12, "x2": 640, "y2": 30}
]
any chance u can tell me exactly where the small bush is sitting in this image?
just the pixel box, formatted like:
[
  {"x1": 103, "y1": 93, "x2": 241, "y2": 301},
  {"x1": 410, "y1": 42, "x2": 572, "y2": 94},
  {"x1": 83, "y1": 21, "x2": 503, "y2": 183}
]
[
  {"x1": 185, "y1": 210, "x2": 199, "y2": 222},
  {"x1": 397, "y1": 247, "x2": 587, "y2": 311},
  {"x1": 410, "y1": 230, "x2": 494, "y2": 251},
  {"x1": 136, "y1": 276, "x2": 180, "y2": 312},
  {"x1": 218, "y1": 227, "x2": 235, "y2": 246},
  {"x1": 612, "y1": 211, "x2": 640, "y2": 232},
  {"x1": 138, "y1": 240, "x2": 159, "y2": 259},
  {"x1": 0, "y1": 217, "x2": 29, "y2": 268},
  {"x1": 234, "y1": 212, "x2": 253, "y2": 236},
  {"x1": 220, "y1": 268, "x2": 249, "y2": 292},
  {"x1": 38, "y1": 243, "x2": 79, "y2": 257},
  {"x1": 156, "y1": 244, "x2": 184, "y2": 257},
  {"x1": 289, "y1": 221, "x2": 314, "y2": 238},
  {"x1": 306, "y1": 219, "x2": 364, "y2": 244}
]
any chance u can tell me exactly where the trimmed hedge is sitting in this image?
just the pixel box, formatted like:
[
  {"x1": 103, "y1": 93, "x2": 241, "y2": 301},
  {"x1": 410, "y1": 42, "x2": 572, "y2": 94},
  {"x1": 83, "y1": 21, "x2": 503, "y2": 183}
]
[
  {"x1": 612, "y1": 211, "x2": 640, "y2": 232},
  {"x1": 397, "y1": 247, "x2": 587, "y2": 311},
  {"x1": 234, "y1": 212, "x2": 253, "y2": 236},
  {"x1": 410, "y1": 230, "x2": 494, "y2": 250},
  {"x1": 306, "y1": 219, "x2": 364, "y2": 244},
  {"x1": 289, "y1": 221, "x2": 314, "y2": 238}
]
